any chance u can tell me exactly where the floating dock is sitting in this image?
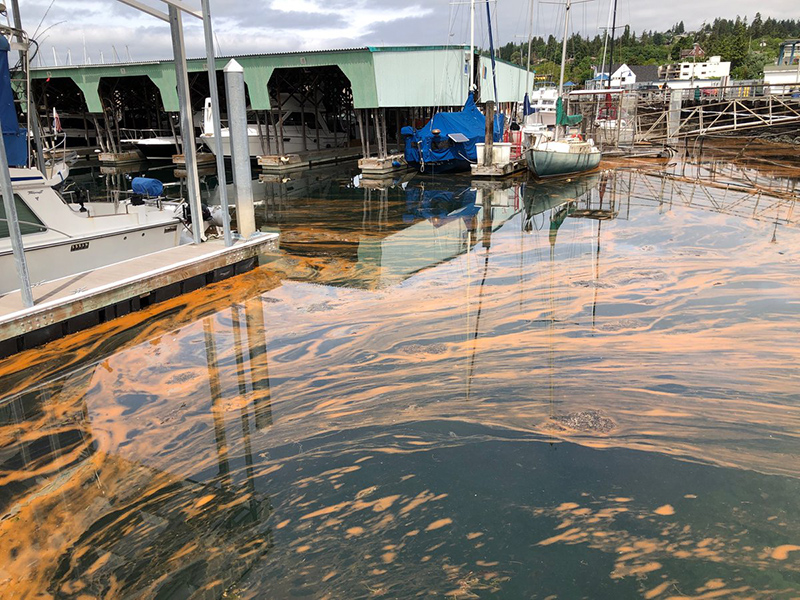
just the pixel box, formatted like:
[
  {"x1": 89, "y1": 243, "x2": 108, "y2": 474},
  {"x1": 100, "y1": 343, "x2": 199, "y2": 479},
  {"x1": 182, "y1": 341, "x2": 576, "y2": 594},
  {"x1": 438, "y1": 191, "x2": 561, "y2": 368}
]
[
  {"x1": 471, "y1": 156, "x2": 527, "y2": 178},
  {"x1": 258, "y1": 147, "x2": 363, "y2": 172},
  {"x1": 0, "y1": 234, "x2": 279, "y2": 359},
  {"x1": 358, "y1": 154, "x2": 408, "y2": 177}
]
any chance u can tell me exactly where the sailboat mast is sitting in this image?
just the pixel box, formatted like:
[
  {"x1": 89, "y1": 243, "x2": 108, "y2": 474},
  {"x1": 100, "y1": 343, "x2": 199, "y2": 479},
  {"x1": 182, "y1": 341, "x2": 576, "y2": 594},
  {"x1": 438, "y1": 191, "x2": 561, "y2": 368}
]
[
  {"x1": 470, "y1": 0, "x2": 476, "y2": 92},
  {"x1": 558, "y1": 0, "x2": 571, "y2": 98},
  {"x1": 609, "y1": 0, "x2": 618, "y2": 87},
  {"x1": 599, "y1": 0, "x2": 614, "y2": 89},
  {"x1": 525, "y1": 0, "x2": 535, "y2": 94}
]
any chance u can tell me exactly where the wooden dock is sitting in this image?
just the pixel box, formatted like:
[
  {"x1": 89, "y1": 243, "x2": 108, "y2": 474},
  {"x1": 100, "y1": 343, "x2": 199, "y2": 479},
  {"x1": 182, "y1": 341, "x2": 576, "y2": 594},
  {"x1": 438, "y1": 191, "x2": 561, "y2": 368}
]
[
  {"x1": 471, "y1": 156, "x2": 527, "y2": 178},
  {"x1": 258, "y1": 147, "x2": 362, "y2": 172},
  {"x1": 359, "y1": 154, "x2": 408, "y2": 177},
  {"x1": 0, "y1": 234, "x2": 279, "y2": 358}
]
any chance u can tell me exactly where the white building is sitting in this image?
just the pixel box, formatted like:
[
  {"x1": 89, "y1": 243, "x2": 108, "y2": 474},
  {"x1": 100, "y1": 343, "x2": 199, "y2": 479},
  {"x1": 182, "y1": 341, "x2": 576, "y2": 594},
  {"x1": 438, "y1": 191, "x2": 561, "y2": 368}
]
[
  {"x1": 659, "y1": 56, "x2": 730, "y2": 82},
  {"x1": 587, "y1": 64, "x2": 660, "y2": 90},
  {"x1": 763, "y1": 40, "x2": 800, "y2": 94}
]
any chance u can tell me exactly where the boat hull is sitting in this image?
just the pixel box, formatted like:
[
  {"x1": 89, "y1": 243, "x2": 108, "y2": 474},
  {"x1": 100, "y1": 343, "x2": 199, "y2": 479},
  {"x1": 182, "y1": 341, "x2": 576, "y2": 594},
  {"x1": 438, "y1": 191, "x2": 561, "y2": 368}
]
[
  {"x1": 201, "y1": 130, "x2": 344, "y2": 158},
  {"x1": 135, "y1": 140, "x2": 180, "y2": 161},
  {"x1": 0, "y1": 222, "x2": 182, "y2": 296},
  {"x1": 406, "y1": 159, "x2": 472, "y2": 174},
  {"x1": 526, "y1": 147, "x2": 601, "y2": 178}
]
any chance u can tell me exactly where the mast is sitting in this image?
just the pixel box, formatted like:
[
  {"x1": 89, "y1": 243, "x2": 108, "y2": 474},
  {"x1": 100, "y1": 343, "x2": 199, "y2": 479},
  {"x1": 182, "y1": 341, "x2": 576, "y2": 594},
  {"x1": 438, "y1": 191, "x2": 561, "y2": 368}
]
[
  {"x1": 555, "y1": 0, "x2": 571, "y2": 141},
  {"x1": 599, "y1": 0, "x2": 614, "y2": 89},
  {"x1": 470, "y1": 0, "x2": 476, "y2": 92},
  {"x1": 525, "y1": 0, "x2": 535, "y2": 94},
  {"x1": 558, "y1": 0, "x2": 570, "y2": 98},
  {"x1": 609, "y1": 0, "x2": 618, "y2": 87}
]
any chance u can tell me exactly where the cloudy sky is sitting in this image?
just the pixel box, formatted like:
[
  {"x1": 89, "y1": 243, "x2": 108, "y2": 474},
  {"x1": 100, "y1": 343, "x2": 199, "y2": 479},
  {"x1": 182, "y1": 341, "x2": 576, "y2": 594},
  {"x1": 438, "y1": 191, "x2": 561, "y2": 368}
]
[{"x1": 17, "y1": 0, "x2": 790, "y2": 67}]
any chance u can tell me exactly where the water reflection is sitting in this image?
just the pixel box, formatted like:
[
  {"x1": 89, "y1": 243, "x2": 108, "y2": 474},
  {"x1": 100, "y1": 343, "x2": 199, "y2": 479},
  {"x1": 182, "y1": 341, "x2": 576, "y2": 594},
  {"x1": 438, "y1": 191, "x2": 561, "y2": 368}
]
[{"x1": 2, "y1": 151, "x2": 800, "y2": 598}]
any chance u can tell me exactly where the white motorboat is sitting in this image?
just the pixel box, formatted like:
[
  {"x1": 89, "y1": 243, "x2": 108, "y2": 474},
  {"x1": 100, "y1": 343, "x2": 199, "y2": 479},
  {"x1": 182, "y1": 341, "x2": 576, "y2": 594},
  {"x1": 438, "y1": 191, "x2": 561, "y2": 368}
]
[
  {"x1": 120, "y1": 129, "x2": 182, "y2": 161},
  {"x1": 200, "y1": 96, "x2": 346, "y2": 158},
  {"x1": 0, "y1": 167, "x2": 185, "y2": 296}
]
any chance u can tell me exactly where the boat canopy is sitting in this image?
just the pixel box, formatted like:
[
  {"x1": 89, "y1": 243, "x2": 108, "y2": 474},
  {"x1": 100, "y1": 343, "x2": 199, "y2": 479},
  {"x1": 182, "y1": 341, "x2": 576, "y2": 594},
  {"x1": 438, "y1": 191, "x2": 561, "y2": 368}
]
[
  {"x1": 0, "y1": 36, "x2": 27, "y2": 167},
  {"x1": 402, "y1": 94, "x2": 505, "y2": 167},
  {"x1": 556, "y1": 97, "x2": 582, "y2": 127}
]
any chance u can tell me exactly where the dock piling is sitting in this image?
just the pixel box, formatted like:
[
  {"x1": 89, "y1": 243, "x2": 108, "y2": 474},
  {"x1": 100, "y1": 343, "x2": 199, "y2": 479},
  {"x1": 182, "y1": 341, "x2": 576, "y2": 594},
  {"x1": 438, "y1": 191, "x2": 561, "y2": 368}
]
[
  {"x1": 225, "y1": 59, "x2": 257, "y2": 239},
  {"x1": 484, "y1": 100, "x2": 495, "y2": 166}
]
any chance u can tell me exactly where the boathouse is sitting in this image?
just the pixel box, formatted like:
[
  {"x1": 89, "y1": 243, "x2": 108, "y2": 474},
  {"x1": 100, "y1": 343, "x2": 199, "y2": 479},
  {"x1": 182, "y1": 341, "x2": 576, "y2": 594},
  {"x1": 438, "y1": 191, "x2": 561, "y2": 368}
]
[{"x1": 30, "y1": 46, "x2": 533, "y2": 152}]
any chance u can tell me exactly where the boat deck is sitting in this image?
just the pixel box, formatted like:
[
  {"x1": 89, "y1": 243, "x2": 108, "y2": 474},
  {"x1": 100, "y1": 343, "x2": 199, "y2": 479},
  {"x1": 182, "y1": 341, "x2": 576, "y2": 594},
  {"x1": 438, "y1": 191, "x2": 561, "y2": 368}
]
[{"x1": 0, "y1": 234, "x2": 279, "y2": 358}]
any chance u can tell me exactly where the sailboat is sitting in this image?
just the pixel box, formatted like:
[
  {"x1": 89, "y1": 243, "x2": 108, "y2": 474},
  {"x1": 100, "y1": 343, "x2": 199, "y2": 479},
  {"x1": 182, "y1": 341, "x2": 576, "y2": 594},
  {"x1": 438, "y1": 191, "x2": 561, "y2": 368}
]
[{"x1": 525, "y1": 0, "x2": 602, "y2": 178}]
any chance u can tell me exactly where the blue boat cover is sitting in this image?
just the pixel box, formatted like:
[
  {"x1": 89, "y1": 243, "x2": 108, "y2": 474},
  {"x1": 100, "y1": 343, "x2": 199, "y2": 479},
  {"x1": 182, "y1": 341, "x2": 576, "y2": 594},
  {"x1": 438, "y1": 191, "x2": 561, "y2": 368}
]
[
  {"x1": 403, "y1": 94, "x2": 505, "y2": 168},
  {"x1": 131, "y1": 177, "x2": 164, "y2": 197},
  {"x1": 0, "y1": 36, "x2": 28, "y2": 167}
]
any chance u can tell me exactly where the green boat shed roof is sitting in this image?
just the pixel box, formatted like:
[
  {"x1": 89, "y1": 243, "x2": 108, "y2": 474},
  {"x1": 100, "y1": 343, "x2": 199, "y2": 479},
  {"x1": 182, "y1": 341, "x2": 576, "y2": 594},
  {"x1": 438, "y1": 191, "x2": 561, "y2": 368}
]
[{"x1": 31, "y1": 46, "x2": 534, "y2": 113}]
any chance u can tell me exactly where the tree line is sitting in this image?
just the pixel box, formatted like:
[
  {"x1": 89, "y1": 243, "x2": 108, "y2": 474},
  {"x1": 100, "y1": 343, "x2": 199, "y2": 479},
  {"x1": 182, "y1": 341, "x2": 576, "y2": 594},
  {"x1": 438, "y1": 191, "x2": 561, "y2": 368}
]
[{"x1": 495, "y1": 14, "x2": 800, "y2": 85}]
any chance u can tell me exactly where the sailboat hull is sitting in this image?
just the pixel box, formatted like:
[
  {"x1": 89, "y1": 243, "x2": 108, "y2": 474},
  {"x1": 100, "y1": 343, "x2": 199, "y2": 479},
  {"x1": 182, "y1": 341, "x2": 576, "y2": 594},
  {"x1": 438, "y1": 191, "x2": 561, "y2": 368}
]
[{"x1": 526, "y1": 146, "x2": 602, "y2": 178}]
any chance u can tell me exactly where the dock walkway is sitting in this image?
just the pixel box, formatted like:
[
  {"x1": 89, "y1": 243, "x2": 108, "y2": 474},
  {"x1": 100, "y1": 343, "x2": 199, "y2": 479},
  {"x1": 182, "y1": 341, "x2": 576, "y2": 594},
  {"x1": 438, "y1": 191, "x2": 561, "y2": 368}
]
[{"x1": 0, "y1": 234, "x2": 279, "y2": 358}]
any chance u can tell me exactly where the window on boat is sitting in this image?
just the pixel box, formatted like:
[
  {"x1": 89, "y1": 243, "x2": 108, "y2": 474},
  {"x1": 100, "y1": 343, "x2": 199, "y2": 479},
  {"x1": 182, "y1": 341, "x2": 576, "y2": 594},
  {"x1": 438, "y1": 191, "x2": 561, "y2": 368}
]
[
  {"x1": 0, "y1": 194, "x2": 47, "y2": 237},
  {"x1": 283, "y1": 112, "x2": 324, "y2": 129}
]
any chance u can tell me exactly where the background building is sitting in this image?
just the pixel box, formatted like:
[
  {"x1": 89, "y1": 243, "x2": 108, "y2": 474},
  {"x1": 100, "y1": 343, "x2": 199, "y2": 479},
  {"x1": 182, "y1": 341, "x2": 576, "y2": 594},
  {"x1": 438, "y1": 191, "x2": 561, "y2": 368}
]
[{"x1": 658, "y1": 56, "x2": 730, "y2": 83}]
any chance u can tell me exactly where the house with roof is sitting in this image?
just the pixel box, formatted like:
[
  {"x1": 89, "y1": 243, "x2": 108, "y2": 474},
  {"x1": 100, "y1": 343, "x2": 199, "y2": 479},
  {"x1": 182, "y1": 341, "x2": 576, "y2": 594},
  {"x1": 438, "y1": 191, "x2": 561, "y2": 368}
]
[{"x1": 587, "y1": 63, "x2": 661, "y2": 89}]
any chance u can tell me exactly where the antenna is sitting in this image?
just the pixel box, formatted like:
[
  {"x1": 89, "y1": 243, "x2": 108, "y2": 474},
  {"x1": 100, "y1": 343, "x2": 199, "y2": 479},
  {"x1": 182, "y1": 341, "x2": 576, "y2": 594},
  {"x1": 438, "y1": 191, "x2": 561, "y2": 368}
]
[
  {"x1": 112, "y1": 45, "x2": 120, "y2": 62},
  {"x1": 52, "y1": 46, "x2": 58, "y2": 66}
]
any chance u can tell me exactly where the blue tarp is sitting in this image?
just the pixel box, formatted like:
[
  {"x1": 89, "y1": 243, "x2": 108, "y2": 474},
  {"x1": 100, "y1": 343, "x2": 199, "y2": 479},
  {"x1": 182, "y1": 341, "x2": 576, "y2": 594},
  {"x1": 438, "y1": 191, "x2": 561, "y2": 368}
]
[
  {"x1": 402, "y1": 94, "x2": 505, "y2": 170},
  {"x1": 132, "y1": 177, "x2": 164, "y2": 197},
  {"x1": 0, "y1": 36, "x2": 27, "y2": 167}
]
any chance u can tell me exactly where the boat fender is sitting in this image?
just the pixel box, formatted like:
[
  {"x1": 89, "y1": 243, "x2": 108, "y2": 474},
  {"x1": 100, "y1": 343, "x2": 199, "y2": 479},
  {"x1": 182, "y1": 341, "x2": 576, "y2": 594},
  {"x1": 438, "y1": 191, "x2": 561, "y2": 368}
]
[
  {"x1": 208, "y1": 205, "x2": 226, "y2": 228},
  {"x1": 180, "y1": 203, "x2": 213, "y2": 225}
]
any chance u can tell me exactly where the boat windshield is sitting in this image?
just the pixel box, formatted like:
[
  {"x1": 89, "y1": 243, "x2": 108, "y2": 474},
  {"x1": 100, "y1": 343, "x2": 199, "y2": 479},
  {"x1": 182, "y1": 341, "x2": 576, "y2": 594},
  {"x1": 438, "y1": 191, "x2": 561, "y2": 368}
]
[{"x1": 0, "y1": 194, "x2": 47, "y2": 237}]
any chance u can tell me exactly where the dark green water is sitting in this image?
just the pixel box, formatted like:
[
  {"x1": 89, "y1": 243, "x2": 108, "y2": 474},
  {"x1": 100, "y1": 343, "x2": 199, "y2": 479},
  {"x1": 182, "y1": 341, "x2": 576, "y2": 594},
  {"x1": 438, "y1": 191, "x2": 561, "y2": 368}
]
[{"x1": 1, "y1": 142, "x2": 800, "y2": 598}]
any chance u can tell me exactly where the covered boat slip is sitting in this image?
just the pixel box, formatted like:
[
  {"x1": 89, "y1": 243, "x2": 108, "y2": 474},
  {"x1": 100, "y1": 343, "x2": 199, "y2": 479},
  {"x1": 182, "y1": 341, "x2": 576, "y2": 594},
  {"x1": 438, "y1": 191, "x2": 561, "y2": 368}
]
[{"x1": 29, "y1": 46, "x2": 534, "y2": 160}]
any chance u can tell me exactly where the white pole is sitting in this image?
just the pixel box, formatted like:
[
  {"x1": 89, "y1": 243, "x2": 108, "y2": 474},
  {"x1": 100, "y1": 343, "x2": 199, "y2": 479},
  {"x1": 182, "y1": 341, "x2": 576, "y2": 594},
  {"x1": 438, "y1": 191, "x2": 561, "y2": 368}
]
[
  {"x1": 558, "y1": 0, "x2": 570, "y2": 98},
  {"x1": 0, "y1": 114, "x2": 34, "y2": 308},
  {"x1": 556, "y1": 0, "x2": 571, "y2": 141},
  {"x1": 224, "y1": 59, "x2": 256, "y2": 239},
  {"x1": 169, "y1": 5, "x2": 204, "y2": 244},
  {"x1": 525, "y1": 0, "x2": 535, "y2": 95},
  {"x1": 599, "y1": 0, "x2": 613, "y2": 89},
  {"x1": 469, "y1": 0, "x2": 475, "y2": 92},
  {"x1": 201, "y1": 0, "x2": 232, "y2": 246}
]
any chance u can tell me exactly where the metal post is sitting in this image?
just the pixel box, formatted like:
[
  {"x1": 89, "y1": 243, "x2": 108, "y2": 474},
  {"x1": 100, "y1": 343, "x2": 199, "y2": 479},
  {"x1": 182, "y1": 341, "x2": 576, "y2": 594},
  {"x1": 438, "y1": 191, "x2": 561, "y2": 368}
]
[
  {"x1": 0, "y1": 114, "x2": 34, "y2": 308},
  {"x1": 169, "y1": 5, "x2": 204, "y2": 244},
  {"x1": 201, "y1": 0, "x2": 232, "y2": 246},
  {"x1": 224, "y1": 59, "x2": 257, "y2": 239}
]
